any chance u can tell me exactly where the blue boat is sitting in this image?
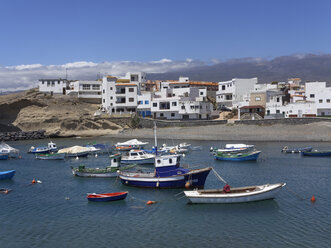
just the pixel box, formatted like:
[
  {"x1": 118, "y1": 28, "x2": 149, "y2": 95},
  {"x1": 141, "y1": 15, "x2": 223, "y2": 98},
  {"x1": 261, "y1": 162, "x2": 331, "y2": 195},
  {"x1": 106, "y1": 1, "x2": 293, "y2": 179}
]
[
  {"x1": 281, "y1": 146, "x2": 313, "y2": 153},
  {"x1": 87, "y1": 192, "x2": 128, "y2": 202},
  {"x1": 118, "y1": 155, "x2": 211, "y2": 189},
  {"x1": 302, "y1": 150, "x2": 331, "y2": 157},
  {"x1": 0, "y1": 153, "x2": 9, "y2": 160},
  {"x1": 28, "y1": 142, "x2": 58, "y2": 154},
  {"x1": 0, "y1": 170, "x2": 16, "y2": 180},
  {"x1": 214, "y1": 151, "x2": 261, "y2": 161}
]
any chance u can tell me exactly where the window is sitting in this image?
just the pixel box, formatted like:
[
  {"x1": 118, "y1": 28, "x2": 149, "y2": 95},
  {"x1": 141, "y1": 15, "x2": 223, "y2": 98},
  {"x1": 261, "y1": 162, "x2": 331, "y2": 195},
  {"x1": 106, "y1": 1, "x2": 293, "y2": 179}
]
[
  {"x1": 172, "y1": 102, "x2": 177, "y2": 106},
  {"x1": 169, "y1": 159, "x2": 173, "y2": 164},
  {"x1": 110, "y1": 87, "x2": 113, "y2": 90},
  {"x1": 276, "y1": 110, "x2": 280, "y2": 114},
  {"x1": 102, "y1": 89, "x2": 105, "y2": 93},
  {"x1": 42, "y1": 81, "x2": 44, "y2": 84},
  {"x1": 103, "y1": 99, "x2": 105, "y2": 103},
  {"x1": 171, "y1": 113, "x2": 175, "y2": 117},
  {"x1": 110, "y1": 103, "x2": 113, "y2": 106},
  {"x1": 255, "y1": 96, "x2": 261, "y2": 101},
  {"x1": 276, "y1": 97, "x2": 280, "y2": 102},
  {"x1": 92, "y1": 84, "x2": 100, "y2": 90},
  {"x1": 160, "y1": 113, "x2": 164, "y2": 117},
  {"x1": 138, "y1": 100, "x2": 142, "y2": 104},
  {"x1": 145, "y1": 100, "x2": 149, "y2": 104},
  {"x1": 181, "y1": 105, "x2": 185, "y2": 110},
  {"x1": 153, "y1": 103, "x2": 157, "y2": 107},
  {"x1": 310, "y1": 94, "x2": 315, "y2": 98},
  {"x1": 319, "y1": 99, "x2": 323, "y2": 103},
  {"x1": 110, "y1": 96, "x2": 113, "y2": 100},
  {"x1": 129, "y1": 98, "x2": 134, "y2": 102},
  {"x1": 327, "y1": 99, "x2": 330, "y2": 103},
  {"x1": 83, "y1": 84, "x2": 90, "y2": 90},
  {"x1": 222, "y1": 85, "x2": 225, "y2": 90},
  {"x1": 200, "y1": 92, "x2": 203, "y2": 95},
  {"x1": 129, "y1": 88, "x2": 134, "y2": 92},
  {"x1": 267, "y1": 110, "x2": 270, "y2": 115},
  {"x1": 58, "y1": 81, "x2": 60, "y2": 84}
]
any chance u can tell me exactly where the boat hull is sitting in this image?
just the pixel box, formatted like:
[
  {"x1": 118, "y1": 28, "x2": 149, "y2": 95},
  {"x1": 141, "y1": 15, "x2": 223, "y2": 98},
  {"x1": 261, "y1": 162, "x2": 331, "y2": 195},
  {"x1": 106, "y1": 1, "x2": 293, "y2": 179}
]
[
  {"x1": 282, "y1": 147, "x2": 312, "y2": 153},
  {"x1": 302, "y1": 151, "x2": 331, "y2": 156},
  {"x1": 72, "y1": 170, "x2": 118, "y2": 178},
  {"x1": 0, "y1": 170, "x2": 16, "y2": 180},
  {"x1": 184, "y1": 183, "x2": 286, "y2": 204},
  {"x1": 36, "y1": 153, "x2": 65, "y2": 160},
  {"x1": 121, "y1": 157, "x2": 154, "y2": 165},
  {"x1": 87, "y1": 192, "x2": 128, "y2": 202},
  {"x1": 215, "y1": 151, "x2": 261, "y2": 161},
  {"x1": 0, "y1": 153, "x2": 9, "y2": 160},
  {"x1": 119, "y1": 168, "x2": 211, "y2": 189}
]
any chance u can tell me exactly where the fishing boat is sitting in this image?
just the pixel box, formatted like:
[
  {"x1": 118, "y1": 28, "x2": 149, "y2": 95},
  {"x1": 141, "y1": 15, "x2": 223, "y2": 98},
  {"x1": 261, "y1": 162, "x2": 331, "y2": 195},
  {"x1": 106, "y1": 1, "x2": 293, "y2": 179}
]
[
  {"x1": 87, "y1": 192, "x2": 128, "y2": 202},
  {"x1": 35, "y1": 152, "x2": 65, "y2": 160},
  {"x1": 0, "y1": 142, "x2": 19, "y2": 158},
  {"x1": 0, "y1": 152, "x2": 9, "y2": 160},
  {"x1": 281, "y1": 146, "x2": 313, "y2": 153},
  {"x1": 71, "y1": 154, "x2": 136, "y2": 177},
  {"x1": 0, "y1": 170, "x2": 16, "y2": 180},
  {"x1": 215, "y1": 150, "x2": 261, "y2": 161},
  {"x1": 121, "y1": 150, "x2": 155, "y2": 164},
  {"x1": 28, "y1": 142, "x2": 58, "y2": 154},
  {"x1": 114, "y1": 139, "x2": 148, "y2": 151},
  {"x1": 58, "y1": 146, "x2": 90, "y2": 157},
  {"x1": 184, "y1": 183, "x2": 286, "y2": 204},
  {"x1": 302, "y1": 150, "x2": 331, "y2": 157},
  {"x1": 118, "y1": 154, "x2": 212, "y2": 189}
]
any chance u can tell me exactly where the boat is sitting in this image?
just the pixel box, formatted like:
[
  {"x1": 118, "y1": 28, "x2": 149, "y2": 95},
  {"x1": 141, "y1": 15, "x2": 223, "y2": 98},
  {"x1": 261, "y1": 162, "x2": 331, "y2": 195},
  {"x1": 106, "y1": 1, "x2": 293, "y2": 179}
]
[
  {"x1": 87, "y1": 192, "x2": 128, "y2": 202},
  {"x1": 58, "y1": 146, "x2": 90, "y2": 157},
  {"x1": 0, "y1": 188, "x2": 11, "y2": 194},
  {"x1": 0, "y1": 170, "x2": 16, "y2": 180},
  {"x1": 184, "y1": 183, "x2": 286, "y2": 204},
  {"x1": 121, "y1": 150, "x2": 155, "y2": 164},
  {"x1": 35, "y1": 152, "x2": 65, "y2": 160},
  {"x1": 178, "y1": 142, "x2": 191, "y2": 149},
  {"x1": 0, "y1": 142, "x2": 19, "y2": 158},
  {"x1": 211, "y1": 143, "x2": 255, "y2": 153},
  {"x1": 85, "y1": 143, "x2": 112, "y2": 154},
  {"x1": 114, "y1": 139, "x2": 148, "y2": 151},
  {"x1": 118, "y1": 154, "x2": 212, "y2": 189},
  {"x1": 214, "y1": 150, "x2": 261, "y2": 161},
  {"x1": 159, "y1": 144, "x2": 188, "y2": 154},
  {"x1": 281, "y1": 146, "x2": 313, "y2": 153},
  {"x1": 71, "y1": 154, "x2": 136, "y2": 177},
  {"x1": 28, "y1": 142, "x2": 58, "y2": 154},
  {"x1": 302, "y1": 150, "x2": 331, "y2": 157},
  {"x1": 0, "y1": 152, "x2": 9, "y2": 160}
]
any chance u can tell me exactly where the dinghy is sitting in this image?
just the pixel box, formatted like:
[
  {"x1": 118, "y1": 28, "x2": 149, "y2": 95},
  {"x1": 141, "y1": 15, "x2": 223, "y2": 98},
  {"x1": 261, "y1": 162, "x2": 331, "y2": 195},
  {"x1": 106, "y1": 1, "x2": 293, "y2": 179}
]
[
  {"x1": 87, "y1": 192, "x2": 128, "y2": 202},
  {"x1": 0, "y1": 170, "x2": 16, "y2": 180}
]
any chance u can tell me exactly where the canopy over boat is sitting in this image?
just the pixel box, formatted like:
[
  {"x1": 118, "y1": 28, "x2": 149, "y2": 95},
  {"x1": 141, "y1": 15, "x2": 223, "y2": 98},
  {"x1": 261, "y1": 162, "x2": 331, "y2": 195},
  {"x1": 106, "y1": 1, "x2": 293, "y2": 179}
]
[
  {"x1": 115, "y1": 139, "x2": 148, "y2": 146},
  {"x1": 0, "y1": 142, "x2": 19, "y2": 154},
  {"x1": 58, "y1": 146, "x2": 90, "y2": 154}
]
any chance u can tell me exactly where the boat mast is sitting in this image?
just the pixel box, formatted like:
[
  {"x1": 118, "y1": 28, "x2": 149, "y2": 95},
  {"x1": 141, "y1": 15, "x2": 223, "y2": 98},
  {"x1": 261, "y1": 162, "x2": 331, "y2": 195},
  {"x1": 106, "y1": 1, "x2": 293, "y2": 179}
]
[{"x1": 154, "y1": 121, "x2": 157, "y2": 156}]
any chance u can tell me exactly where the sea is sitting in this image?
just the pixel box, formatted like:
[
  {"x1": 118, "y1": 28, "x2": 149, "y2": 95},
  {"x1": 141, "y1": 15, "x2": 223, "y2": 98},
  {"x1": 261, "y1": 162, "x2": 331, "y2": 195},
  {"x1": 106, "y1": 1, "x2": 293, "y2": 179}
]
[{"x1": 1, "y1": 137, "x2": 331, "y2": 248}]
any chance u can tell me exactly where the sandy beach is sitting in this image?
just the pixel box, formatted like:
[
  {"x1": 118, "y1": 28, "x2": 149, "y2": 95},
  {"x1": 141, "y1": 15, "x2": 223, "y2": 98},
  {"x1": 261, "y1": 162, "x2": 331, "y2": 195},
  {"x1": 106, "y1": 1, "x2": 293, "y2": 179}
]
[{"x1": 107, "y1": 121, "x2": 331, "y2": 142}]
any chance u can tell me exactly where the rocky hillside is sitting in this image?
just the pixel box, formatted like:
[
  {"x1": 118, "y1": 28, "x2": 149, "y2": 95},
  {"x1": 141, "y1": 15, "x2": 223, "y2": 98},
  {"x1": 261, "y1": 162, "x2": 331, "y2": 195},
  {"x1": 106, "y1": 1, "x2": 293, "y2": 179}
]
[{"x1": 0, "y1": 89, "x2": 126, "y2": 137}]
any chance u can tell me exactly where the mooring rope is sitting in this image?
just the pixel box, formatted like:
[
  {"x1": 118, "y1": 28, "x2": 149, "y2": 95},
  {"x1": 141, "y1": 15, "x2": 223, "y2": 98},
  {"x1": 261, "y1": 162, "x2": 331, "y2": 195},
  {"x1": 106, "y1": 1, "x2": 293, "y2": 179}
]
[{"x1": 212, "y1": 168, "x2": 227, "y2": 184}]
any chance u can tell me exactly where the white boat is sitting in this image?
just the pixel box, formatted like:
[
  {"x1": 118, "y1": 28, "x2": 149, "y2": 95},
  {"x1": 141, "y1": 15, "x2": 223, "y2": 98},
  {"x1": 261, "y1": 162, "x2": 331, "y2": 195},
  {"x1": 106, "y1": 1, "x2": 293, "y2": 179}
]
[
  {"x1": 178, "y1": 142, "x2": 191, "y2": 149},
  {"x1": 121, "y1": 150, "x2": 155, "y2": 164},
  {"x1": 58, "y1": 146, "x2": 90, "y2": 157},
  {"x1": 159, "y1": 144, "x2": 188, "y2": 154},
  {"x1": 28, "y1": 142, "x2": 58, "y2": 154},
  {"x1": 184, "y1": 183, "x2": 286, "y2": 204},
  {"x1": 211, "y1": 143, "x2": 255, "y2": 153},
  {"x1": 114, "y1": 139, "x2": 148, "y2": 151},
  {"x1": 0, "y1": 142, "x2": 19, "y2": 158}
]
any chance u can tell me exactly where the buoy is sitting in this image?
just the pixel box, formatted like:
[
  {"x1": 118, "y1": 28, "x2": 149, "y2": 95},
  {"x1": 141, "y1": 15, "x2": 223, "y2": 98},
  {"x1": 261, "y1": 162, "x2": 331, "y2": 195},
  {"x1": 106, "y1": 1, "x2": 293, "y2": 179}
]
[
  {"x1": 37, "y1": 180, "x2": 42, "y2": 184},
  {"x1": 95, "y1": 154, "x2": 98, "y2": 158},
  {"x1": 182, "y1": 153, "x2": 186, "y2": 158},
  {"x1": 65, "y1": 197, "x2": 70, "y2": 200},
  {"x1": 156, "y1": 181, "x2": 160, "y2": 188},
  {"x1": 32, "y1": 179, "x2": 36, "y2": 184},
  {"x1": 311, "y1": 195, "x2": 316, "y2": 203},
  {"x1": 147, "y1": 200, "x2": 157, "y2": 205},
  {"x1": 185, "y1": 181, "x2": 191, "y2": 189},
  {"x1": 76, "y1": 156, "x2": 79, "y2": 160}
]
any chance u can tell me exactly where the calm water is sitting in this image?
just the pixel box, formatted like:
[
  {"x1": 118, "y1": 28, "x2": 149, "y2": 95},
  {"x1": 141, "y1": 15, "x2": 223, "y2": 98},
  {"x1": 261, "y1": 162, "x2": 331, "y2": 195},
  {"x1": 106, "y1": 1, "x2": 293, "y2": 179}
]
[{"x1": 1, "y1": 137, "x2": 331, "y2": 248}]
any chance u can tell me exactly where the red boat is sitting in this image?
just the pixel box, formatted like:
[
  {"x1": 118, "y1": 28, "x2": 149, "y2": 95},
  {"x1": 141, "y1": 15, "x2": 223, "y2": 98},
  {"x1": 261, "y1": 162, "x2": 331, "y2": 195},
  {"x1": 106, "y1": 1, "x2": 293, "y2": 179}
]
[{"x1": 87, "y1": 192, "x2": 128, "y2": 202}]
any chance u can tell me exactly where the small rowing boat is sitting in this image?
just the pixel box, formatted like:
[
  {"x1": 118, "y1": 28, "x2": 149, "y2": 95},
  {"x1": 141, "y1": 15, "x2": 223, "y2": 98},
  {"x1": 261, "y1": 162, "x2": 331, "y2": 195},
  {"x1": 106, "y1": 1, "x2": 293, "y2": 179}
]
[
  {"x1": 0, "y1": 170, "x2": 16, "y2": 180},
  {"x1": 302, "y1": 150, "x2": 331, "y2": 157},
  {"x1": 87, "y1": 192, "x2": 128, "y2": 202},
  {"x1": 281, "y1": 146, "x2": 313, "y2": 153}
]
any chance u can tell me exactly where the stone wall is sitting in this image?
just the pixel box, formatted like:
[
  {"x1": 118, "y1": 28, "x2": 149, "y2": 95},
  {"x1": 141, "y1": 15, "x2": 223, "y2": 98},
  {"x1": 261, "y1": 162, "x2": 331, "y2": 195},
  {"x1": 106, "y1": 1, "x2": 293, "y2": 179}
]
[
  {"x1": 235, "y1": 117, "x2": 331, "y2": 125},
  {"x1": 0, "y1": 130, "x2": 46, "y2": 141},
  {"x1": 138, "y1": 118, "x2": 227, "y2": 128}
]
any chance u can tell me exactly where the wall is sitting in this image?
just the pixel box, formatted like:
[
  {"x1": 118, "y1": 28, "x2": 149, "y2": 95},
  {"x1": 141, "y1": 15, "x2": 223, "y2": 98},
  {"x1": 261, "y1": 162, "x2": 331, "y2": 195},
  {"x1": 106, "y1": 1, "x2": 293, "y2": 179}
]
[{"x1": 235, "y1": 118, "x2": 331, "y2": 125}]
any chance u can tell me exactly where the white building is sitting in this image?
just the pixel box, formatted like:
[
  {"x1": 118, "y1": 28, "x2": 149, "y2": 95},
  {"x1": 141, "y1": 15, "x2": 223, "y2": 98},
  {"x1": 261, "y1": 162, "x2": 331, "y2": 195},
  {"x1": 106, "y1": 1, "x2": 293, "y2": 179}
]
[
  {"x1": 38, "y1": 79, "x2": 69, "y2": 94},
  {"x1": 216, "y1": 78, "x2": 258, "y2": 109},
  {"x1": 66, "y1": 80, "x2": 102, "y2": 103},
  {"x1": 305, "y1": 82, "x2": 331, "y2": 116}
]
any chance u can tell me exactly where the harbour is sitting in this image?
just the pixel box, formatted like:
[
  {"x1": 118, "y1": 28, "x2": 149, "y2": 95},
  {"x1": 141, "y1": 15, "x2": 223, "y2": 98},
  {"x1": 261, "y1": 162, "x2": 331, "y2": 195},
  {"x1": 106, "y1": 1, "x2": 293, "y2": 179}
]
[{"x1": 1, "y1": 137, "x2": 330, "y2": 247}]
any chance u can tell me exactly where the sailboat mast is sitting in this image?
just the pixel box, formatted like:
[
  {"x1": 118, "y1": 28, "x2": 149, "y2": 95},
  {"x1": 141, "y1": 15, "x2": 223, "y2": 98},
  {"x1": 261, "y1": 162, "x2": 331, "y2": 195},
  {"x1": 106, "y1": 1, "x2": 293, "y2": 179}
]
[{"x1": 154, "y1": 122, "x2": 157, "y2": 155}]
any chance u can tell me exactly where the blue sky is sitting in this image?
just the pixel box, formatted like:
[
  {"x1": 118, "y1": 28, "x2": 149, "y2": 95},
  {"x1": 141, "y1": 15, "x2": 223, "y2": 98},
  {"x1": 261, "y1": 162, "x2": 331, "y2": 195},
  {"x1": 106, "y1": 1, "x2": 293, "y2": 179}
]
[{"x1": 1, "y1": 0, "x2": 331, "y2": 66}]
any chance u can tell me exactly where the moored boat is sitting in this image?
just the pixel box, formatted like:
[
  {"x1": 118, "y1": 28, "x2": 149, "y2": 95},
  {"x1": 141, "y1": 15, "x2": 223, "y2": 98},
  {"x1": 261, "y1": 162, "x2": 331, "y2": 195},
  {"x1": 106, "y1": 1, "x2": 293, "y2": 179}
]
[
  {"x1": 281, "y1": 146, "x2": 313, "y2": 153},
  {"x1": 114, "y1": 139, "x2": 148, "y2": 151},
  {"x1": 0, "y1": 142, "x2": 19, "y2": 158},
  {"x1": 0, "y1": 152, "x2": 9, "y2": 160},
  {"x1": 302, "y1": 150, "x2": 331, "y2": 156},
  {"x1": 121, "y1": 150, "x2": 155, "y2": 164},
  {"x1": 211, "y1": 143, "x2": 255, "y2": 154},
  {"x1": 0, "y1": 170, "x2": 16, "y2": 180},
  {"x1": 87, "y1": 192, "x2": 128, "y2": 202},
  {"x1": 215, "y1": 150, "x2": 261, "y2": 161},
  {"x1": 0, "y1": 188, "x2": 11, "y2": 194},
  {"x1": 184, "y1": 183, "x2": 286, "y2": 204},
  {"x1": 72, "y1": 154, "x2": 136, "y2": 177},
  {"x1": 35, "y1": 152, "x2": 65, "y2": 160},
  {"x1": 58, "y1": 146, "x2": 90, "y2": 157},
  {"x1": 28, "y1": 142, "x2": 58, "y2": 154},
  {"x1": 118, "y1": 155, "x2": 211, "y2": 189}
]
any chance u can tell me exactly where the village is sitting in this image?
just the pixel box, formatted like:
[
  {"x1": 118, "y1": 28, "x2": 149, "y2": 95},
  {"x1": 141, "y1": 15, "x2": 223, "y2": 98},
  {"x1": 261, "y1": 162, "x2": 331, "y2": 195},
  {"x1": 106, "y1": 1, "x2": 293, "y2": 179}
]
[{"x1": 39, "y1": 72, "x2": 331, "y2": 120}]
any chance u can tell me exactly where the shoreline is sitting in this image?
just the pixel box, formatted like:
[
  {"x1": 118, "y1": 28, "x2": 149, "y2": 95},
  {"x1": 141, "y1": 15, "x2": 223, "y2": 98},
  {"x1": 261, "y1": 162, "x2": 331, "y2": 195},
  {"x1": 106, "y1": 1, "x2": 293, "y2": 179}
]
[{"x1": 105, "y1": 122, "x2": 331, "y2": 142}]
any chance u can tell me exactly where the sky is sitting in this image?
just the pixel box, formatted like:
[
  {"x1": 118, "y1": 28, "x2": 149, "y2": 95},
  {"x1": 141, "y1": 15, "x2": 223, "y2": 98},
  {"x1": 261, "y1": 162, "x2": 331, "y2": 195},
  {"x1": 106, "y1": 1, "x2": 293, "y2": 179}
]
[{"x1": 1, "y1": 0, "x2": 331, "y2": 90}]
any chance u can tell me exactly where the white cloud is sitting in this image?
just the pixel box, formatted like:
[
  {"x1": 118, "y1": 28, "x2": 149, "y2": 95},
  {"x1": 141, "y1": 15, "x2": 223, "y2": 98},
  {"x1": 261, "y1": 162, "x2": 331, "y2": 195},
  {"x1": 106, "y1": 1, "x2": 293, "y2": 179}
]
[{"x1": 0, "y1": 59, "x2": 205, "y2": 92}]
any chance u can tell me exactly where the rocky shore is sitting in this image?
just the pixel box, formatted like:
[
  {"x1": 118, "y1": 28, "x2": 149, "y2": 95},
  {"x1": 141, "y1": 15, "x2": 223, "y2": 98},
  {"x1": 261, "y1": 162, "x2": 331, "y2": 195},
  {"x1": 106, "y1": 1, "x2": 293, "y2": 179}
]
[{"x1": 0, "y1": 130, "x2": 46, "y2": 141}]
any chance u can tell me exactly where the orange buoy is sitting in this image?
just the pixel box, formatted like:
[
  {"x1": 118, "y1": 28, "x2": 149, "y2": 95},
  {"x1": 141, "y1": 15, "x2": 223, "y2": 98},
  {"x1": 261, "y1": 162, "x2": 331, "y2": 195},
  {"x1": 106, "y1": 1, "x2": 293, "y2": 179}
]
[
  {"x1": 146, "y1": 200, "x2": 157, "y2": 205},
  {"x1": 185, "y1": 181, "x2": 191, "y2": 189},
  {"x1": 311, "y1": 195, "x2": 316, "y2": 203},
  {"x1": 32, "y1": 179, "x2": 36, "y2": 184}
]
